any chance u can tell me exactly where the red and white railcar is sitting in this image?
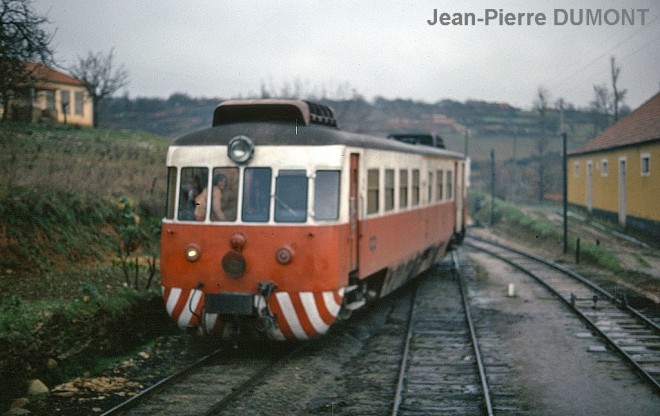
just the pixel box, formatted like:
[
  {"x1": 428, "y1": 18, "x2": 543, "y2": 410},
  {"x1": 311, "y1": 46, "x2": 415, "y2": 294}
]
[{"x1": 160, "y1": 99, "x2": 467, "y2": 341}]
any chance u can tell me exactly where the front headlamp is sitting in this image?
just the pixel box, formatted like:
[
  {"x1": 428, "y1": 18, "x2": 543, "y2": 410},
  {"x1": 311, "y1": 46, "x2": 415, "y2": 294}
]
[{"x1": 228, "y1": 135, "x2": 254, "y2": 164}]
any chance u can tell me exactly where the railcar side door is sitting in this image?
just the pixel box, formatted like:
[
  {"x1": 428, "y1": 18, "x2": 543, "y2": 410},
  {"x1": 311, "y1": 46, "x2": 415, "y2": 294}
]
[{"x1": 349, "y1": 154, "x2": 360, "y2": 275}]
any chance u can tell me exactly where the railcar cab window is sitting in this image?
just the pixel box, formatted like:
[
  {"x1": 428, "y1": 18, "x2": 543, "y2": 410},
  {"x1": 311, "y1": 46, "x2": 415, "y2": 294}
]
[
  {"x1": 275, "y1": 170, "x2": 308, "y2": 223},
  {"x1": 166, "y1": 167, "x2": 177, "y2": 219},
  {"x1": 210, "y1": 168, "x2": 238, "y2": 221},
  {"x1": 314, "y1": 170, "x2": 340, "y2": 220},
  {"x1": 242, "y1": 168, "x2": 272, "y2": 222},
  {"x1": 177, "y1": 167, "x2": 208, "y2": 221}
]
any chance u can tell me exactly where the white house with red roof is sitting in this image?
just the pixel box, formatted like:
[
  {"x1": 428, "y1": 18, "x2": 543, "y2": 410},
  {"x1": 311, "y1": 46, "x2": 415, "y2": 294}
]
[{"x1": 0, "y1": 62, "x2": 93, "y2": 127}]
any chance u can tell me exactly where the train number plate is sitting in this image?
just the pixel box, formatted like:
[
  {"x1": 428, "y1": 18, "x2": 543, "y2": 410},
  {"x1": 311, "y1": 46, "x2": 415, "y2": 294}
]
[{"x1": 205, "y1": 292, "x2": 254, "y2": 315}]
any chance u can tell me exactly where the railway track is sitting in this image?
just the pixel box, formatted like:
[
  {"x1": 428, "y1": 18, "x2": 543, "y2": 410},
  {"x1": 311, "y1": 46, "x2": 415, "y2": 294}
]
[
  {"x1": 465, "y1": 235, "x2": 660, "y2": 393},
  {"x1": 99, "y1": 343, "x2": 306, "y2": 415},
  {"x1": 390, "y1": 252, "x2": 495, "y2": 415}
]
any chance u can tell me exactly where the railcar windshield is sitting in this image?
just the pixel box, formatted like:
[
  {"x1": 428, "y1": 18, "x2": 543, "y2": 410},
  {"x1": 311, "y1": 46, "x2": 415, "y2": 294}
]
[
  {"x1": 314, "y1": 170, "x2": 340, "y2": 220},
  {"x1": 275, "y1": 170, "x2": 308, "y2": 222},
  {"x1": 177, "y1": 167, "x2": 208, "y2": 221},
  {"x1": 169, "y1": 165, "x2": 340, "y2": 224},
  {"x1": 242, "y1": 167, "x2": 272, "y2": 222},
  {"x1": 176, "y1": 167, "x2": 238, "y2": 221}
]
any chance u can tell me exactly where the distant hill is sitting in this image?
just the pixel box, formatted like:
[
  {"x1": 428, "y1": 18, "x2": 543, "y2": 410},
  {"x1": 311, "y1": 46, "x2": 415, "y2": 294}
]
[{"x1": 99, "y1": 95, "x2": 607, "y2": 153}]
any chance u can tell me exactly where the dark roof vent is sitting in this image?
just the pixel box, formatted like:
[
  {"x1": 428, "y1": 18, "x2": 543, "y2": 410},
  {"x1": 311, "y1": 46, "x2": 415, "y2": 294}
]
[
  {"x1": 212, "y1": 99, "x2": 338, "y2": 128},
  {"x1": 387, "y1": 133, "x2": 445, "y2": 149}
]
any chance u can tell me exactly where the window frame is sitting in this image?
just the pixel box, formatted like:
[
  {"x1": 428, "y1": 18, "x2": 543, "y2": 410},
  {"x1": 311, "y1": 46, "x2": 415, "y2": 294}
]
[{"x1": 641, "y1": 153, "x2": 651, "y2": 177}]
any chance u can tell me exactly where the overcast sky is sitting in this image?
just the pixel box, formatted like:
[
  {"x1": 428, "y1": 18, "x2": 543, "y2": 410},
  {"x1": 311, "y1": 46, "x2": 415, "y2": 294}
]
[{"x1": 34, "y1": 0, "x2": 659, "y2": 110}]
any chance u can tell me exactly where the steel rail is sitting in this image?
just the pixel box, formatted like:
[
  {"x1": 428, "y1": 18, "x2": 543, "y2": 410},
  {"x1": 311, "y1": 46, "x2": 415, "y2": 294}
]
[
  {"x1": 465, "y1": 237, "x2": 660, "y2": 393},
  {"x1": 453, "y1": 250, "x2": 494, "y2": 416},
  {"x1": 390, "y1": 280, "x2": 417, "y2": 416},
  {"x1": 468, "y1": 234, "x2": 659, "y2": 332},
  {"x1": 100, "y1": 348, "x2": 224, "y2": 416}
]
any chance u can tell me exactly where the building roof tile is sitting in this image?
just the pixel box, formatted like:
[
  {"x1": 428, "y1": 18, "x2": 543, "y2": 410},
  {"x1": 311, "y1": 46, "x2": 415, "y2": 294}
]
[
  {"x1": 25, "y1": 62, "x2": 84, "y2": 89},
  {"x1": 571, "y1": 92, "x2": 660, "y2": 155}
]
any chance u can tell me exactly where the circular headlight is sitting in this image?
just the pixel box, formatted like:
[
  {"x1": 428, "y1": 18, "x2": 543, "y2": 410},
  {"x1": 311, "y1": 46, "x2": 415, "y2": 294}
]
[
  {"x1": 185, "y1": 245, "x2": 200, "y2": 262},
  {"x1": 228, "y1": 135, "x2": 254, "y2": 164}
]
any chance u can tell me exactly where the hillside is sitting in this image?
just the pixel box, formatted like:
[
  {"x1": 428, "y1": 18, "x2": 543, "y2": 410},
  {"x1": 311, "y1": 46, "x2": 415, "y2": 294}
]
[
  {"x1": 99, "y1": 95, "x2": 608, "y2": 156},
  {"x1": 0, "y1": 123, "x2": 170, "y2": 276}
]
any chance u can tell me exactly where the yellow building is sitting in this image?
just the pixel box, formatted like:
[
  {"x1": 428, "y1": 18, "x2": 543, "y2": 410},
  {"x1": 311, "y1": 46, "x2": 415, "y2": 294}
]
[
  {"x1": 0, "y1": 62, "x2": 93, "y2": 127},
  {"x1": 568, "y1": 92, "x2": 660, "y2": 241}
]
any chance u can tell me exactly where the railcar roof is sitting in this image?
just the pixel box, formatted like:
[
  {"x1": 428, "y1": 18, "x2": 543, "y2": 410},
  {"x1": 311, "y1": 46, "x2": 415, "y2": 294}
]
[{"x1": 172, "y1": 122, "x2": 464, "y2": 159}]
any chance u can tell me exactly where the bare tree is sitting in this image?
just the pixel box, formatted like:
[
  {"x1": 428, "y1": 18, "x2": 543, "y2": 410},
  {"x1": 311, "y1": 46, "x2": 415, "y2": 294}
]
[
  {"x1": 69, "y1": 48, "x2": 129, "y2": 127},
  {"x1": 0, "y1": 0, "x2": 54, "y2": 121},
  {"x1": 610, "y1": 56, "x2": 627, "y2": 122},
  {"x1": 533, "y1": 86, "x2": 551, "y2": 201},
  {"x1": 590, "y1": 84, "x2": 612, "y2": 135}
]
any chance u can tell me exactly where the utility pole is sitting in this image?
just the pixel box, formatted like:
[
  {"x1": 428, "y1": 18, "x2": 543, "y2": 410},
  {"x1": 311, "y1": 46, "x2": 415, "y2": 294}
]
[
  {"x1": 512, "y1": 127, "x2": 518, "y2": 203},
  {"x1": 562, "y1": 132, "x2": 568, "y2": 254},
  {"x1": 464, "y1": 127, "x2": 470, "y2": 157},
  {"x1": 491, "y1": 149, "x2": 495, "y2": 226}
]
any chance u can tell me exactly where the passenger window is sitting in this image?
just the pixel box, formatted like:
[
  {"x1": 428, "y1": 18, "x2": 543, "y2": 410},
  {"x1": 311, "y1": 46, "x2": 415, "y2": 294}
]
[
  {"x1": 446, "y1": 170, "x2": 453, "y2": 200},
  {"x1": 428, "y1": 172, "x2": 433, "y2": 203},
  {"x1": 242, "y1": 168, "x2": 272, "y2": 222},
  {"x1": 399, "y1": 169, "x2": 408, "y2": 208},
  {"x1": 436, "y1": 169, "x2": 443, "y2": 201},
  {"x1": 367, "y1": 169, "x2": 379, "y2": 214},
  {"x1": 314, "y1": 170, "x2": 340, "y2": 220},
  {"x1": 275, "y1": 170, "x2": 308, "y2": 222},
  {"x1": 412, "y1": 169, "x2": 420, "y2": 206},
  {"x1": 209, "y1": 168, "x2": 239, "y2": 221},
  {"x1": 385, "y1": 169, "x2": 394, "y2": 211},
  {"x1": 178, "y1": 167, "x2": 208, "y2": 221}
]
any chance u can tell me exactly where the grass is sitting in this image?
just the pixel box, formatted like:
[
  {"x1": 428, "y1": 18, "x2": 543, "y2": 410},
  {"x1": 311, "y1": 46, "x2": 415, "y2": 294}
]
[
  {"x1": 0, "y1": 122, "x2": 172, "y2": 407},
  {"x1": 469, "y1": 190, "x2": 623, "y2": 273}
]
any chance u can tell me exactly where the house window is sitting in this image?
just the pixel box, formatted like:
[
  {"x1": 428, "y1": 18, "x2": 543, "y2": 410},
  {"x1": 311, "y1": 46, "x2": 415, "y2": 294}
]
[
  {"x1": 641, "y1": 153, "x2": 651, "y2": 177},
  {"x1": 399, "y1": 169, "x2": 408, "y2": 208},
  {"x1": 74, "y1": 91, "x2": 84, "y2": 115},
  {"x1": 60, "y1": 90, "x2": 71, "y2": 114},
  {"x1": 412, "y1": 169, "x2": 420, "y2": 206},
  {"x1": 385, "y1": 169, "x2": 395, "y2": 211},
  {"x1": 367, "y1": 169, "x2": 379, "y2": 214},
  {"x1": 574, "y1": 161, "x2": 580, "y2": 178},
  {"x1": 601, "y1": 159, "x2": 608, "y2": 177}
]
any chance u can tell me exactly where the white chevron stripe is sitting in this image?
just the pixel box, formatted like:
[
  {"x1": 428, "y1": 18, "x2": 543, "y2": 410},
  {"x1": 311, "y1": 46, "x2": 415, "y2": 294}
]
[
  {"x1": 177, "y1": 289, "x2": 202, "y2": 328},
  {"x1": 300, "y1": 292, "x2": 329, "y2": 334},
  {"x1": 322, "y1": 290, "x2": 342, "y2": 317},
  {"x1": 275, "y1": 292, "x2": 308, "y2": 340},
  {"x1": 205, "y1": 313, "x2": 218, "y2": 333},
  {"x1": 166, "y1": 287, "x2": 182, "y2": 316}
]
